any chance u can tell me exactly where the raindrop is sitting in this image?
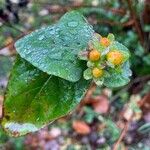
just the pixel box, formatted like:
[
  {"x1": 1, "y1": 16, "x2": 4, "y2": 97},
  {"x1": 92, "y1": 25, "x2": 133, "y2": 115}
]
[
  {"x1": 55, "y1": 28, "x2": 60, "y2": 32},
  {"x1": 50, "y1": 29, "x2": 55, "y2": 35},
  {"x1": 38, "y1": 35, "x2": 45, "y2": 41},
  {"x1": 56, "y1": 34, "x2": 59, "y2": 38},
  {"x1": 67, "y1": 21, "x2": 78, "y2": 27}
]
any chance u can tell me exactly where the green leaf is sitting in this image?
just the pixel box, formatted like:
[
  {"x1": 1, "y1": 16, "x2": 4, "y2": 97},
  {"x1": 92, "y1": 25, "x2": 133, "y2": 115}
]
[
  {"x1": 138, "y1": 123, "x2": 150, "y2": 134},
  {"x1": 0, "y1": 56, "x2": 12, "y2": 77},
  {"x1": 15, "y1": 11, "x2": 94, "y2": 82},
  {"x1": 104, "y1": 119, "x2": 120, "y2": 143},
  {"x1": 1, "y1": 56, "x2": 90, "y2": 136},
  {"x1": 0, "y1": 56, "x2": 13, "y2": 94},
  {"x1": 107, "y1": 33, "x2": 115, "y2": 41},
  {"x1": 83, "y1": 68, "x2": 92, "y2": 80},
  {"x1": 104, "y1": 61, "x2": 132, "y2": 88}
]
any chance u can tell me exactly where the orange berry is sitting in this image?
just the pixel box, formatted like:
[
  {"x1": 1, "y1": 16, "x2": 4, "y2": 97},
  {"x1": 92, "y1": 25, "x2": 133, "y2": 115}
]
[
  {"x1": 89, "y1": 50, "x2": 101, "y2": 61},
  {"x1": 92, "y1": 68, "x2": 103, "y2": 78},
  {"x1": 107, "y1": 50, "x2": 124, "y2": 65},
  {"x1": 100, "y1": 37, "x2": 110, "y2": 47}
]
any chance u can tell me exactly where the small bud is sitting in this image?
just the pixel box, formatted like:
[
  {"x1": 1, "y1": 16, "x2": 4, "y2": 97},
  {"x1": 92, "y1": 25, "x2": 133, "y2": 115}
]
[
  {"x1": 107, "y1": 33, "x2": 115, "y2": 41},
  {"x1": 89, "y1": 49, "x2": 101, "y2": 61},
  {"x1": 92, "y1": 67, "x2": 103, "y2": 78},
  {"x1": 83, "y1": 68, "x2": 92, "y2": 80},
  {"x1": 100, "y1": 37, "x2": 110, "y2": 47},
  {"x1": 78, "y1": 51, "x2": 89, "y2": 60},
  {"x1": 106, "y1": 50, "x2": 124, "y2": 65}
]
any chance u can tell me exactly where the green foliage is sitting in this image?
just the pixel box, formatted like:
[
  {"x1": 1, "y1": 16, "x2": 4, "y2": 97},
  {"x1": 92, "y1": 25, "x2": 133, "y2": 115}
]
[
  {"x1": 83, "y1": 107, "x2": 99, "y2": 123},
  {"x1": 138, "y1": 123, "x2": 150, "y2": 134},
  {"x1": 0, "y1": 56, "x2": 13, "y2": 94},
  {"x1": 1, "y1": 11, "x2": 131, "y2": 136},
  {"x1": 0, "y1": 128, "x2": 24, "y2": 149},
  {"x1": 81, "y1": 33, "x2": 131, "y2": 87},
  {"x1": 0, "y1": 56, "x2": 12, "y2": 77},
  {"x1": 103, "y1": 120, "x2": 120, "y2": 143},
  {"x1": 15, "y1": 11, "x2": 94, "y2": 82},
  {"x1": 104, "y1": 60, "x2": 131, "y2": 88},
  {"x1": 1, "y1": 56, "x2": 90, "y2": 136}
]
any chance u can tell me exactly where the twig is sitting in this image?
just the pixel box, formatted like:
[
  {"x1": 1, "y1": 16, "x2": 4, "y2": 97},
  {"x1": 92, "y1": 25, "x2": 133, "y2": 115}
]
[
  {"x1": 113, "y1": 88, "x2": 149, "y2": 150},
  {"x1": 83, "y1": 82, "x2": 96, "y2": 101},
  {"x1": 111, "y1": 75, "x2": 150, "y2": 102},
  {"x1": 97, "y1": 19, "x2": 134, "y2": 27},
  {"x1": 138, "y1": 92, "x2": 150, "y2": 109},
  {"x1": 127, "y1": 0, "x2": 145, "y2": 46},
  {"x1": 0, "y1": 96, "x2": 4, "y2": 119},
  {"x1": 113, "y1": 118, "x2": 132, "y2": 150}
]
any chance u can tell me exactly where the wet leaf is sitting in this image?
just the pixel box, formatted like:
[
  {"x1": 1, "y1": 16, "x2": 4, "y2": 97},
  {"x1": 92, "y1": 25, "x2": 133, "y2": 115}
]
[
  {"x1": 103, "y1": 41, "x2": 131, "y2": 88},
  {"x1": 1, "y1": 56, "x2": 90, "y2": 136},
  {"x1": 104, "y1": 61, "x2": 132, "y2": 88},
  {"x1": 15, "y1": 11, "x2": 94, "y2": 82}
]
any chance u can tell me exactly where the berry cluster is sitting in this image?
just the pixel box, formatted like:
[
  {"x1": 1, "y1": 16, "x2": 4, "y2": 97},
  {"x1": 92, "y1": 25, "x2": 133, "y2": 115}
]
[{"x1": 78, "y1": 33, "x2": 129, "y2": 86}]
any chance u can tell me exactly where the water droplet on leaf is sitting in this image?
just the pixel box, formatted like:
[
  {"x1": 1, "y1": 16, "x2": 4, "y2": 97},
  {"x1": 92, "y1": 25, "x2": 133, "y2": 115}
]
[
  {"x1": 38, "y1": 35, "x2": 45, "y2": 41},
  {"x1": 67, "y1": 21, "x2": 78, "y2": 27}
]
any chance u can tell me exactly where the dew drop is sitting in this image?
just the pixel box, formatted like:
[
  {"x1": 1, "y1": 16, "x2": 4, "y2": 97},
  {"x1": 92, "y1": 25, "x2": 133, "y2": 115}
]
[
  {"x1": 38, "y1": 35, "x2": 45, "y2": 41},
  {"x1": 67, "y1": 21, "x2": 78, "y2": 27},
  {"x1": 50, "y1": 29, "x2": 55, "y2": 35}
]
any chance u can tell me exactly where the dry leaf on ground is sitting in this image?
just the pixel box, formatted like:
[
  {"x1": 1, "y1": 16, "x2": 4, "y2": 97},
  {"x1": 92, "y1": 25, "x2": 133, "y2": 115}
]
[{"x1": 72, "y1": 120, "x2": 91, "y2": 135}]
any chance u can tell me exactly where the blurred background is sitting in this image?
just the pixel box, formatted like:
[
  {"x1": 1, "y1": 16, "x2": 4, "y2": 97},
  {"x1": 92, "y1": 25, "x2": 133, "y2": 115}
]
[{"x1": 0, "y1": 0, "x2": 150, "y2": 150}]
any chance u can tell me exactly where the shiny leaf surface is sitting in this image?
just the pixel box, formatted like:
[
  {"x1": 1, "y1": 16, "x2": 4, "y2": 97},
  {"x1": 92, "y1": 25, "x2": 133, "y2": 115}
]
[
  {"x1": 15, "y1": 11, "x2": 94, "y2": 82},
  {"x1": 1, "y1": 56, "x2": 90, "y2": 136},
  {"x1": 104, "y1": 61, "x2": 132, "y2": 88}
]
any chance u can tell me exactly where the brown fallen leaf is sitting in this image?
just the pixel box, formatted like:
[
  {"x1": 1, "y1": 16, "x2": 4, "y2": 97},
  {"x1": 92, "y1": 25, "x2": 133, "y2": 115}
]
[
  {"x1": 92, "y1": 96, "x2": 109, "y2": 114},
  {"x1": 140, "y1": 92, "x2": 150, "y2": 114},
  {"x1": 72, "y1": 120, "x2": 91, "y2": 135}
]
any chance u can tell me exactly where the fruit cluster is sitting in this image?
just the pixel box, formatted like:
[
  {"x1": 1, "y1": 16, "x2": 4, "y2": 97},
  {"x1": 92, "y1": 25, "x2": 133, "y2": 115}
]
[{"x1": 78, "y1": 33, "x2": 130, "y2": 86}]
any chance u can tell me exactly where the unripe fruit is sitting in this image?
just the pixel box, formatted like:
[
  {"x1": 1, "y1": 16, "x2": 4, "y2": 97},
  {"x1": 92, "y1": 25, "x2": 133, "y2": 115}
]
[
  {"x1": 92, "y1": 67, "x2": 103, "y2": 78},
  {"x1": 100, "y1": 37, "x2": 110, "y2": 47},
  {"x1": 107, "y1": 50, "x2": 124, "y2": 65},
  {"x1": 89, "y1": 49, "x2": 101, "y2": 61}
]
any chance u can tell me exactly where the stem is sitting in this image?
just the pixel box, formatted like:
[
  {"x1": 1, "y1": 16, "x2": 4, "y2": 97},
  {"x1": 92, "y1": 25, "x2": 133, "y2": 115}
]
[
  {"x1": 113, "y1": 119, "x2": 131, "y2": 150},
  {"x1": 126, "y1": 0, "x2": 145, "y2": 46}
]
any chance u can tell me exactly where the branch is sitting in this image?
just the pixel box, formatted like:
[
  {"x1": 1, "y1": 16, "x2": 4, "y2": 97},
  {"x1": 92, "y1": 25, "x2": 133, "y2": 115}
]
[
  {"x1": 126, "y1": 0, "x2": 145, "y2": 46},
  {"x1": 111, "y1": 75, "x2": 150, "y2": 102},
  {"x1": 0, "y1": 96, "x2": 3, "y2": 119},
  {"x1": 113, "y1": 88, "x2": 150, "y2": 150},
  {"x1": 113, "y1": 118, "x2": 132, "y2": 150},
  {"x1": 96, "y1": 19, "x2": 134, "y2": 27}
]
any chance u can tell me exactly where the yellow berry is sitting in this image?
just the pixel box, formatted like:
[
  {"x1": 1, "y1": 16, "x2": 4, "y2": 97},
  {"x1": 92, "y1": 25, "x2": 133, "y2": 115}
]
[
  {"x1": 100, "y1": 37, "x2": 110, "y2": 47},
  {"x1": 107, "y1": 50, "x2": 124, "y2": 65},
  {"x1": 89, "y1": 50, "x2": 101, "y2": 61},
  {"x1": 92, "y1": 68, "x2": 103, "y2": 78}
]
